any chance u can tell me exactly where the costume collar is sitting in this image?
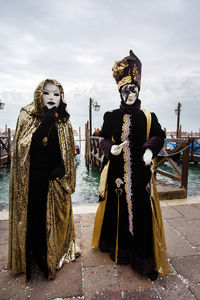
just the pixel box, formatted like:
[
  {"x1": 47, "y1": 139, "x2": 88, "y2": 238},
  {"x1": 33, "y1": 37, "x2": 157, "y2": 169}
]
[{"x1": 119, "y1": 98, "x2": 141, "y2": 115}]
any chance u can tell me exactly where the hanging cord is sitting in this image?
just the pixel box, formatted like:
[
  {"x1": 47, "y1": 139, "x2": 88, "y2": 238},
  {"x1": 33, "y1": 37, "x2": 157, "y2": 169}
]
[{"x1": 160, "y1": 144, "x2": 190, "y2": 158}]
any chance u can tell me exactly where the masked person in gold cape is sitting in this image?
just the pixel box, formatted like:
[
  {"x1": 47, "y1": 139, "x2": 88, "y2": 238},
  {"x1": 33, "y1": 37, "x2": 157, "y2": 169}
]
[
  {"x1": 8, "y1": 79, "x2": 79, "y2": 281},
  {"x1": 92, "y1": 51, "x2": 170, "y2": 281}
]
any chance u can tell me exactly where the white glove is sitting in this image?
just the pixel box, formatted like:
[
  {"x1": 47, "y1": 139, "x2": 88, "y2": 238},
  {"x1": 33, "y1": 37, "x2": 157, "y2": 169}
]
[
  {"x1": 143, "y1": 148, "x2": 153, "y2": 165},
  {"x1": 110, "y1": 141, "x2": 128, "y2": 156}
]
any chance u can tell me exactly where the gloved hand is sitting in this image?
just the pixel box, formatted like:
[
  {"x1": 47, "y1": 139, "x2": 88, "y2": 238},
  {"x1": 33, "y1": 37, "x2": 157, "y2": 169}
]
[
  {"x1": 42, "y1": 106, "x2": 58, "y2": 128},
  {"x1": 49, "y1": 163, "x2": 65, "y2": 180},
  {"x1": 143, "y1": 148, "x2": 153, "y2": 165},
  {"x1": 57, "y1": 101, "x2": 68, "y2": 118},
  {"x1": 110, "y1": 141, "x2": 128, "y2": 156},
  {"x1": 31, "y1": 106, "x2": 58, "y2": 147}
]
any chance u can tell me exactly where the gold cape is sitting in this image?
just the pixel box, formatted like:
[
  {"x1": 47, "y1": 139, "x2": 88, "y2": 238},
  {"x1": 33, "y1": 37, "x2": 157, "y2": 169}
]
[
  {"x1": 92, "y1": 109, "x2": 170, "y2": 277},
  {"x1": 8, "y1": 79, "x2": 77, "y2": 279}
]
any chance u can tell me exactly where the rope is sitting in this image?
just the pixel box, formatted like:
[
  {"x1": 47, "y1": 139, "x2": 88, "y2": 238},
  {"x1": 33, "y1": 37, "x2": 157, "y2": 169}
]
[{"x1": 160, "y1": 144, "x2": 190, "y2": 158}]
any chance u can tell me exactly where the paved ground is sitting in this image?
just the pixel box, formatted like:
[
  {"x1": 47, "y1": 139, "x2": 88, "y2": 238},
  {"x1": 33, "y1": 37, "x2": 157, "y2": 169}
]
[{"x1": 0, "y1": 196, "x2": 200, "y2": 300}]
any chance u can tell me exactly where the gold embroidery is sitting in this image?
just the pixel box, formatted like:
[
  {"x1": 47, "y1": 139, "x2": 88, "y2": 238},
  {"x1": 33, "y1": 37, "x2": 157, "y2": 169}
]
[
  {"x1": 117, "y1": 76, "x2": 132, "y2": 90},
  {"x1": 132, "y1": 64, "x2": 141, "y2": 87},
  {"x1": 121, "y1": 115, "x2": 133, "y2": 235},
  {"x1": 112, "y1": 60, "x2": 129, "y2": 78}
]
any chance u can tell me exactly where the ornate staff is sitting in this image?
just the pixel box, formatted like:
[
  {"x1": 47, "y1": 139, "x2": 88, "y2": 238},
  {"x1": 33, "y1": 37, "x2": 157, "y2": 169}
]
[{"x1": 115, "y1": 178, "x2": 124, "y2": 263}]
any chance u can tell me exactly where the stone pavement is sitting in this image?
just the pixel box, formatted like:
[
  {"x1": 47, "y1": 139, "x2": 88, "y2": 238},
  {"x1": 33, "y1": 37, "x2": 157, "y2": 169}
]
[{"x1": 0, "y1": 196, "x2": 200, "y2": 300}]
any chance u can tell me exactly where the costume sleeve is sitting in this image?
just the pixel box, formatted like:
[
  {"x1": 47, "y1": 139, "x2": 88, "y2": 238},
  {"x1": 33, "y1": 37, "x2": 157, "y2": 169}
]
[
  {"x1": 143, "y1": 112, "x2": 165, "y2": 157},
  {"x1": 99, "y1": 112, "x2": 114, "y2": 159}
]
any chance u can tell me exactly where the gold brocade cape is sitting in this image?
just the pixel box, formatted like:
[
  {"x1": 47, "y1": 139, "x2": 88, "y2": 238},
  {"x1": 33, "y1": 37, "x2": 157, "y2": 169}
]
[
  {"x1": 8, "y1": 79, "x2": 76, "y2": 279},
  {"x1": 92, "y1": 109, "x2": 171, "y2": 277}
]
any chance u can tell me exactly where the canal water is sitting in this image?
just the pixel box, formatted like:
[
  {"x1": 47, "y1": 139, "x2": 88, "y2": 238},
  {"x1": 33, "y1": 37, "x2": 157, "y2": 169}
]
[{"x1": 0, "y1": 141, "x2": 200, "y2": 212}]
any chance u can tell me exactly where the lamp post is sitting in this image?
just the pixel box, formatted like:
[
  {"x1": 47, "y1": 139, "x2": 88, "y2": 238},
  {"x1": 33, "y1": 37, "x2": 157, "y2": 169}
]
[
  {"x1": 89, "y1": 98, "x2": 100, "y2": 137},
  {"x1": 0, "y1": 99, "x2": 5, "y2": 110},
  {"x1": 175, "y1": 102, "x2": 181, "y2": 138}
]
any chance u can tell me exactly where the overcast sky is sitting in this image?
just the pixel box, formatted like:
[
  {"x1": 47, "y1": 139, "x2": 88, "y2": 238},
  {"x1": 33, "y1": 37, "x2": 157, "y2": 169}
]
[{"x1": 0, "y1": 0, "x2": 200, "y2": 134}]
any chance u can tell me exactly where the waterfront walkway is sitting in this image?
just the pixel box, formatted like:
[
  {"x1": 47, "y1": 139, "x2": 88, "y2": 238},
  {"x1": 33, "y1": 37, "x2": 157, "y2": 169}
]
[{"x1": 0, "y1": 196, "x2": 200, "y2": 300}]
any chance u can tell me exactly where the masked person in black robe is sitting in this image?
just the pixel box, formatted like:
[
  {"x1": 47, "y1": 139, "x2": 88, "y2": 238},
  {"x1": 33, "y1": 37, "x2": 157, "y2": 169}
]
[
  {"x1": 8, "y1": 79, "x2": 79, "y2": 281},
  {"x1": 92, "y1": 51, "x2": 170, "y2": 281}
]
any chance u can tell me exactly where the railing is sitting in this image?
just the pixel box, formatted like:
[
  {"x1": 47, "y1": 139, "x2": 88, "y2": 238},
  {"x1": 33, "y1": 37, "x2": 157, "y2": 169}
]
[
  {"x1": 90, "y1": 136, "x2": 104, "y2": 170},
  {"x1": 154, "y1": 138, "x2": 190, "y2": 195},
  {"x1": 86, "y1": 136, "x2": 190, "y2": 198},
  {"x1": 0, "y1": 128, "x2": 12, "y2": 168},
  {"x1": 188, "y1": 137, "x2": 200, "y2": 163}
]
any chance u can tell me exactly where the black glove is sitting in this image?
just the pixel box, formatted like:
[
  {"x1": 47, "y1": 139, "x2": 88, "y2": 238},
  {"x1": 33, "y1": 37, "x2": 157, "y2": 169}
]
[
  {"x1": 57, "y1": 102, "x2": 68, "y2": 119},
  {"x1": 49, "y1": 163, "x2": 65, "y2": 180},
  {"x1": 31, "y1": 106, "x2": 57, "y2": 147},
  {"x1": 42, "y1": 106, "x2": 57, "y2": 129}
]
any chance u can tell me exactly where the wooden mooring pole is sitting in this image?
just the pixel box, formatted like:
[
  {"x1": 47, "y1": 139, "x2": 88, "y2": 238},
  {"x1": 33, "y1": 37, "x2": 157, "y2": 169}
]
[
  {"x1": 0, "y1": 127, "x2": 12, "y2": 168},
  {"x1": 181, "y1": 139, "x2": 190, "y2": 191}
]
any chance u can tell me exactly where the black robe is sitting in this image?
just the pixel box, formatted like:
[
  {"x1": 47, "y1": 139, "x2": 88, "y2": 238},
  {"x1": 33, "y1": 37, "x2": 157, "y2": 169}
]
[
  {"x1": 26, "y1": 125, "x2": 63, "y2": 277},
  {"x1": 99, "y1": 108, "x2": 165, "y2": 275}
]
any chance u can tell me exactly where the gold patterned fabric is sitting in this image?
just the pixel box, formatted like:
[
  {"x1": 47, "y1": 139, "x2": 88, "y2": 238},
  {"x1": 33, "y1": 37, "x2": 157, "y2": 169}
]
[
  {"x1": 8, "y1": 79, "x2": 77, "y2": 279},
  {"x1": 112, "y1": 50, "x2": 142, "y2": 90}
]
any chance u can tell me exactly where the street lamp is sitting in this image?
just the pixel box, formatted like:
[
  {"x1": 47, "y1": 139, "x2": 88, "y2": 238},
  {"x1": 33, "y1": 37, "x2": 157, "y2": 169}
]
[
  {"x1": 0, "y1": 99, "x2": 5, "y2": 110},
  {"x1": 89, "y1": 98, "x2": 100, "y2": 136},
  {"x1": 175, "y1": 102, "x2": 181, "y2": 138}
]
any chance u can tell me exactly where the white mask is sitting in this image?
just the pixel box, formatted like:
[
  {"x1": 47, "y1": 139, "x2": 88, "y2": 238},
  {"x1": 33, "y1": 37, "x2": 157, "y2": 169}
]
[
  {"x1": 121, "y1": 84, "x2": 139, "y2": 105},
  {"x1": 42, "y1": 82, "x2": 61, "y2": 109}
]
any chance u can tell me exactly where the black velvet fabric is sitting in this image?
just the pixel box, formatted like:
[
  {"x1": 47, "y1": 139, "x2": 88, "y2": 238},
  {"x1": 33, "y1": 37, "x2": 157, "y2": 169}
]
[
  {"x1": 119, "y1": 98, "x2": 141, "y2": 114},
  {"x1": 99, "y1": 108, "x2": 165, "y2": 276},
  {"x1": 26, "y1": 109, "x2": 64, "y2": 280}
]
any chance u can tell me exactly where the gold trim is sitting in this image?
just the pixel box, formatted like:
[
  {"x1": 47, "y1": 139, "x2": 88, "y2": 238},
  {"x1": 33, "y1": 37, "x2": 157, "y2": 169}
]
[
  {"x1": 151, "y1": 172, "x2": 171, "y2": 276},
  {"x1": 117, "y1": 76, "x2": 132, "y2": 90},
  {"x1": 121, "y1": 114, "x2": 133, "y2": 235},
  {"x1": 132, "y1": 64, "x2": 141, "y2": 88},
  {"x1": 98, "y1": 161, "x2": 110, "y2": 199},
  {"x1": 92, "y1": 191, "x2": 107, "y2": 249},
  {"x1": 141, "y1": 108, "x2": 151, "y2": 140}
]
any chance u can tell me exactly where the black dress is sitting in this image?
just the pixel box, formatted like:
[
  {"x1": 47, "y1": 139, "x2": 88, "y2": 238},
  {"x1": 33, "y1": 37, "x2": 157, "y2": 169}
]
[
  {"x1": 26, "y1": 125, "x2": 63, "y2": 278},
  {"x1": 99, "y1": 107, "x2": 165, "y2": 275}
]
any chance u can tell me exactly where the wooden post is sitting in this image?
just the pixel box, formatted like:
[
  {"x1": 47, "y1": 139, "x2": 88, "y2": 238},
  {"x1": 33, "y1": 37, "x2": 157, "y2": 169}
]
[
  {"x1": 179, "y1": 125, "x2": 182, "y2": 138},
  {"x1": 8, "y1": 128, "x2": 12, "y2": 167},
  {"x1": 89, "y1": 98, "x2": 92, "y2": 137},
  {"x1": 85, "y1": 122, "x2": 90, "y2": 170},
  {"x1": 181, "y1": 139, "x2": 190, "y2": 195},
  {"x1": 190, "y1": 138, "x2": 194, "y2": 162},
  {"x1": 0, "y1": 139, "x2": 2, "y2": 169},
  {"x1": 79, "y1": 126, "x2": 81, "y2": 152},
  {"x1": 176, "y1": 102, "x2": 181, "y2": 138},
  {"x1": 85, "y1": 123, "x2": 87, "y2": 163}
]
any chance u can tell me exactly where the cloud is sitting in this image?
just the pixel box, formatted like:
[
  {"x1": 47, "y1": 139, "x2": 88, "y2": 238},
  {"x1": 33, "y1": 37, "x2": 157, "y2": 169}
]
[{"x1": 0, "y1": 0, "x2": 200, "y2": 132}]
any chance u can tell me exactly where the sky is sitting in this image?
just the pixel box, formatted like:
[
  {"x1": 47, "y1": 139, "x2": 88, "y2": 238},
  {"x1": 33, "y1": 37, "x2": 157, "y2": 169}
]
[{"x1": 0, "y1": 0, "x2": 200, "y2": 134}]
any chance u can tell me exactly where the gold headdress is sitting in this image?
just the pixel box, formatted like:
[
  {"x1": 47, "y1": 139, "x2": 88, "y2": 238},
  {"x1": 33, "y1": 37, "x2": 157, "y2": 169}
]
[{"x1": 112, "y1": 50, "x2": 142, "y2": 91}]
